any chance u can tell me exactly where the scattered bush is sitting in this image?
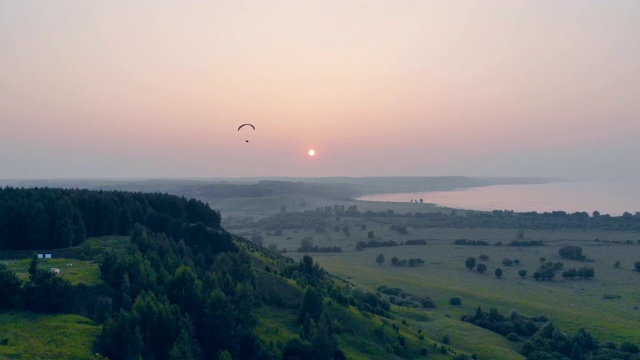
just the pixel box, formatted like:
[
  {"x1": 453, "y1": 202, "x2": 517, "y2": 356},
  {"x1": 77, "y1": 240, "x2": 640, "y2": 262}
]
[
  {"x1": 559, "y1": 245, "x2": 586, "y2": 261},
  {"x1": 508, "y1": 240, "x2": 543, "y2": 246},
  {"x1": 454, "y1": 239, "x2": 489, "y2": 246},
  {"x1": 404, "y1": 239, "x2": 427, "y2": 245},
  {"x1": 356, "y1": 240, "x2": 398, "y2": 251},
  {"x1": 390, "y1": 224, "x2": 408, "y2": 235},
  {"x1": 620, "y1": 342, "x2": 640, "y2": 354},
  {"x1": 465, "y1": 257, "x2": 477, "y2": 270}
]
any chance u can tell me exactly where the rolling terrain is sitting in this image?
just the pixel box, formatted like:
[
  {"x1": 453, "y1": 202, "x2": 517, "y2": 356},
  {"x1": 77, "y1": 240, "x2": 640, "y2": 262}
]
[{"x1": 1, "y1": 179, "x2": 639, "y2": 359}]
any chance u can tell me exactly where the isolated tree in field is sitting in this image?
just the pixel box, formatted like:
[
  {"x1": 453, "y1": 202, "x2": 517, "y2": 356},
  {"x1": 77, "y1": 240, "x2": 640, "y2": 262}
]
[
  {"x1": 476, "y1": 263, "x2": 487, "y2": 274},
  {"x1": 513, "y1": 259, "x2": 521, "y2": 266},
  {"x1": 368, "y1": 231, "x2": 375, "y2": 239},
  {"x1": 419, "y1": 198, "x2": 424, "y2": 203},
  {"x1": 495, "y1": 268, "x2": 503, "y2": 278},
  {"x1": 376, "y1": 253, "x2": 385, "y2": 265},
  {"x1": 391, "y1": 256, "x2": 399, "y2": 266},
  {"x1": 539, "y1": 257, "x2": 546, "y2": 263},
  {"x1": 465, "y1": 257, "x2": 477, "y2": 270},
  {"x1": 518, "y1": 269, "x2": 527, "y2": 279},
  {"x1": 559, "y1": 245, "x2": 586, "y2": 261},
  {"x1": 502, "y1": 258, "x2": 514, "y2": 266},
  {"x1": 577, "y1": 267, "x2": 595, "y2": 279},
  {"x1": 614, "y1": 260, "x2": 620, "y2": 268}
]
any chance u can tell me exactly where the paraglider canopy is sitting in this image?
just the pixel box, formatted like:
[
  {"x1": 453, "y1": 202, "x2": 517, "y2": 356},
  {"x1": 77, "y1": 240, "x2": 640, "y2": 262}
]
[
  {"x1": 238, "y1": 123, "x2": 255, "y2": 142},
  {"x1": 237, "y1": 123, "x2": 255, "y2": 131}
]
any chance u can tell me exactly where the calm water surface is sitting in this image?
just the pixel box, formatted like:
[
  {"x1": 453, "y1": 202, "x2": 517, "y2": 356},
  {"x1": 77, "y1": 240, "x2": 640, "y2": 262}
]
[{"x1": 358, "y1": 180, "x2": 640, "y2": 216}]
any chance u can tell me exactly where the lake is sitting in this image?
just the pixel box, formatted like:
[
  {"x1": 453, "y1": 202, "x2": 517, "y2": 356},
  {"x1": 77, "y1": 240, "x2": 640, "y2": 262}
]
[{"x1": 357, "y1": 180, "x2": 640, "y2": 216}]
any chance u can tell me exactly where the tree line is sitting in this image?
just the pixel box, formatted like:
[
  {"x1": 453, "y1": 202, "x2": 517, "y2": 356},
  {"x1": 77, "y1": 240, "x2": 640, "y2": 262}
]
[
  {"x1": 463, "y1": 307, "x2": 640, "y2": 359},
  {"x1": 250, "y1": 205, "x2": 640, "y2": 232},
  {"x1": 0, "y1": 187, "x2": 220, "y2": 250}
]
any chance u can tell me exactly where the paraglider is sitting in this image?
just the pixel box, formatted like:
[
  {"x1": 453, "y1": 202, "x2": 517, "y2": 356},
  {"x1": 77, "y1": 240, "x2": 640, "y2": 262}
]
[
  {"x1": 237, "y1": 123, "x2": 255, "y2": 142},
  {"x1": 237, "y1": 123, "x2": 255, "y2": 131}
]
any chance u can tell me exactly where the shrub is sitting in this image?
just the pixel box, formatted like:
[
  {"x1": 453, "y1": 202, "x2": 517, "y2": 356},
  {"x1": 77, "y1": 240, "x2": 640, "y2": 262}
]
[
  {"x1": 449, "y1": 297, "x2": 461, "y2": 305},
  {"x1": 465, "y1": 257, "x2": 477, "y2": 270},
  {"x1": 506, "y1": 332, "x2": 519, "y2": 342},
  {"x1": 559, "y1": 245, "x2": 586, "y2": 261},
  {"x1": 518, "y1": 269, "x2": 527, "y2": 278},
  {"x1": 476, "y1": 263, "x2": 487, "y2": 273},
  {"x1": 502, "y1": 258, "x2": 514, "y2": 266},
  {"x1": 621, "y1": 342, "x2": 640, "y2": 354}
]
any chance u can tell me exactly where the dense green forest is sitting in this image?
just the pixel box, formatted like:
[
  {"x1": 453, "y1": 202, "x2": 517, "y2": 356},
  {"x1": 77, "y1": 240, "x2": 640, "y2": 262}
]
[{"x1": 0, "y1": 187, "x2": 221, "y2": 250}]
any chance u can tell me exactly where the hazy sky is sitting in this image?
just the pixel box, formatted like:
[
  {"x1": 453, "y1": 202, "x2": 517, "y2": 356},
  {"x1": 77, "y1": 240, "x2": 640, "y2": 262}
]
[{"x1": 1, "y1": 1, "x2": 639, "y2": 179}]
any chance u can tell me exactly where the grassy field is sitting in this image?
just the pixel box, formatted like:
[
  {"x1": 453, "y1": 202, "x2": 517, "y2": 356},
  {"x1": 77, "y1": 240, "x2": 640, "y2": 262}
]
[
  {"x1": 230, "y1": 198, "x2": 640, "y2": 357},
  {"x1": 0, "y1": 236, "x2": 129, "y2": 287},
  {"x1": 2, "y1": 258, "x2": 103, "y2": 287},
  {"x1": 0, "y1": 312, "x2": 100, "y2": 360},
  {"x1": 283, "y1": 236, "x2": 640, "y2": 344}
]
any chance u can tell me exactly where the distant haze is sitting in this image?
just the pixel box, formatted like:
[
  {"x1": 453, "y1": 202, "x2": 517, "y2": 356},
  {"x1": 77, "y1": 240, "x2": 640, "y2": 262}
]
[{"x1": 1, "y1": 1, "x2": 639, "y2": 180}]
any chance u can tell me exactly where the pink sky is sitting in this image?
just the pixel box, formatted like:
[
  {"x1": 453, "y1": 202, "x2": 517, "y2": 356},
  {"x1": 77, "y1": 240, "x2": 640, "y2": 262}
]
[{"x1": 1, "y1": 1, "x2": 639, "y2": 179}]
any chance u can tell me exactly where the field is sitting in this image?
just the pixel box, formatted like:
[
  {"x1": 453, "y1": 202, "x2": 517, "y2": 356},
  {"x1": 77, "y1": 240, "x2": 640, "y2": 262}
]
[
  {"x1": 0, "y1": 236, "x2": 129, "y2": 287},
  {"x1": 0, "y1": 312, "x2": 100, "y2": 360},
  {"x1": 230, "y1": 199, "x2": 640, "y2": 357}
]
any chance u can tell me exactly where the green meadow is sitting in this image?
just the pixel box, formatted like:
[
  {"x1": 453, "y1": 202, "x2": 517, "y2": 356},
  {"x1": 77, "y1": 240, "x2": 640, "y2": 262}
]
[
  {"x1": 0, "y1": 236, "x2": 129, "y2": 287},
  {"x1": 295, "y1": 239, "x2": 640, "y2": 342},
  {"x1": 0, "y1": 312, "x2": 100, "y2": 360},
  {"x1": 234, "y1": 199, "x2": 640, "y2": 356}
]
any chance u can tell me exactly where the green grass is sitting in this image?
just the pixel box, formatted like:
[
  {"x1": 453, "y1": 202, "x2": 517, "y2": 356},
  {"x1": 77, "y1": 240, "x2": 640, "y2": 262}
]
[
  {"x1": 288, "y1": 238, "x2": 640, "y2": 345},
  {"x1": 1, "y1": 258, "x2": 103, "y2": 287},
  {"x1": 248, "y1": 208, "x2": 640, "y2": 357},
  {"x1": 0, "y1": 236, "x2": 130, "y2": 287},
  {"x1": 0, "y1": 312, "x2": 101, "y2": 360}
]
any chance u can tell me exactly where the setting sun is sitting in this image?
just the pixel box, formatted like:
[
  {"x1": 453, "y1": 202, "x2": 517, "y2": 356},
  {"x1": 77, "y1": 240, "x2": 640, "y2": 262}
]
[{"x1": 308, "y1": 149, "x2": 316, "y2": 157}]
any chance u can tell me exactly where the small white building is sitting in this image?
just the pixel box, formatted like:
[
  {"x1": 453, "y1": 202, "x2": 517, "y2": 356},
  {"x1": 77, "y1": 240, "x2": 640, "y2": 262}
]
[
  {"x1": 44, "y1": 254, "x2": 52, "y2": 259},
  {"x1": 37, "y1": 254, "x2": 44, "y2": 259}
]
